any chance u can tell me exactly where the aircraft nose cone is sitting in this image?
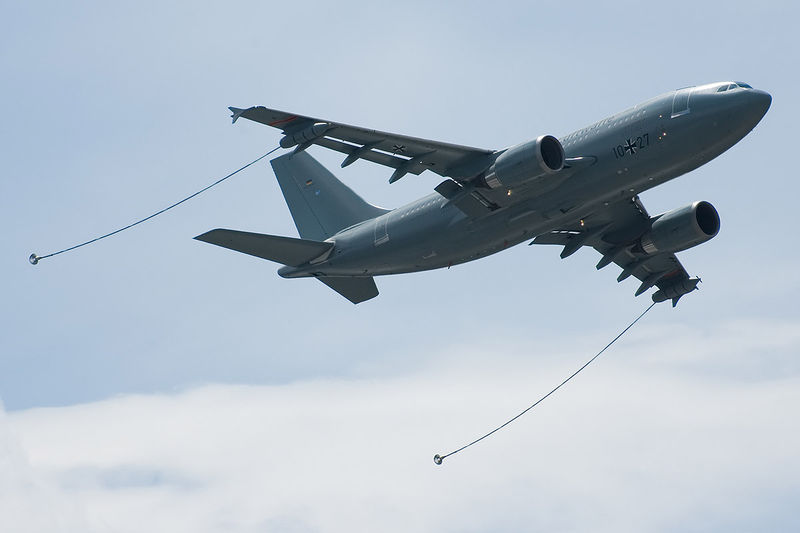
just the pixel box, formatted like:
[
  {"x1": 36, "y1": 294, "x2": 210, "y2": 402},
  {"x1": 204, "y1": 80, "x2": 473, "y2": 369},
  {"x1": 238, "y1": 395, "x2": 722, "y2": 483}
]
[
  {"x1": 751, "y1": 89, "x2": 772, "y2": 116},
  {"x1": 727, "y1": 88, "x2": 771, "y2": 133}
]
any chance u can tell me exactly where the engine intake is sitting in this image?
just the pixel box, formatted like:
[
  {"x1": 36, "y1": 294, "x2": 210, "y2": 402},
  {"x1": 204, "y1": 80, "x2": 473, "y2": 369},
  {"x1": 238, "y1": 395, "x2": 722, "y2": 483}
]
[
  {"x1": 483, "y1": 135, "x2": 565, "y2": 190},
  {"x1": 639, "y1": 201, "x2": 720, "y2": 255}
]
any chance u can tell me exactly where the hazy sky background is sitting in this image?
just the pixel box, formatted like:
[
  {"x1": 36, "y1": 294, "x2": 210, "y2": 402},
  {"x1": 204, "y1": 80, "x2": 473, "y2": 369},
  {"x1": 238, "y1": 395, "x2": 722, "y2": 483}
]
[{"x1": 2, "y1": 1, "x2": 799, "y2": 531}]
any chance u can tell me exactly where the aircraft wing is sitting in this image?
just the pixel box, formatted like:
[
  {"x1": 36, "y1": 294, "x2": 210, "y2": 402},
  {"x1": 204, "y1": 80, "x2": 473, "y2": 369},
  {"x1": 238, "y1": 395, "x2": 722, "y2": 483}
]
[
  {"x1": 531, "y1": 196, "x2": 700, "y2": 305},
  {"x1": 229, "y1": 106, "x2": 494, "y2": 183}
]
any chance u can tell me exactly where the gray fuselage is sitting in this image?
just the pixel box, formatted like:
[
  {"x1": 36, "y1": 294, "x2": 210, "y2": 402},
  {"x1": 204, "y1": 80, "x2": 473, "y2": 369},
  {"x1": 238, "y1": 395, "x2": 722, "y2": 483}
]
[{"x1": 280, "y1": 82, "x2": 770, "y2": 279}]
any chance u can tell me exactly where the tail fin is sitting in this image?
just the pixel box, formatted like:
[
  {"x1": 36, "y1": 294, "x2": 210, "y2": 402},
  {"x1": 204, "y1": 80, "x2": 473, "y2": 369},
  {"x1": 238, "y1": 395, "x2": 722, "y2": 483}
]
[{"x1": 270, "y1": 152, "x2": 388, "y2": 241}]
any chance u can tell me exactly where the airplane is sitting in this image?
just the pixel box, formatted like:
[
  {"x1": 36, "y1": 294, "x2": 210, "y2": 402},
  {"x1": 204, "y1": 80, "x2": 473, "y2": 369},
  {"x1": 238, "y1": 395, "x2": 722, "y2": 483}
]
[{"x1": 195, "y1": 81, "x2": 771, "y2": 305}]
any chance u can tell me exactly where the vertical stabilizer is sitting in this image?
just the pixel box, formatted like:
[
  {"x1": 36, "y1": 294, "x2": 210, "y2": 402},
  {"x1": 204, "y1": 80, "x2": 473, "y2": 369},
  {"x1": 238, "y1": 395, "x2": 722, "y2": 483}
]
[{"x1": 271, "y1": 152, "x2": 388, "y2": 240}]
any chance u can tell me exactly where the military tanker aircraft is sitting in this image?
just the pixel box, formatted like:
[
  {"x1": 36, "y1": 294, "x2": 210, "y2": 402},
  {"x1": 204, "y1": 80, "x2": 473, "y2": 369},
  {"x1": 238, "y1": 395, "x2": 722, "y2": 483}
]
[{"x1": 196, "y1": 82, "x2": 770, "y2": 304}]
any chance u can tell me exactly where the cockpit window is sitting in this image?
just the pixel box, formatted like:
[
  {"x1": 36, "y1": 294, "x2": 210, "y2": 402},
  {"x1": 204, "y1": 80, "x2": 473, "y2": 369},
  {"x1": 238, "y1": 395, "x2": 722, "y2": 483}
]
[{"x1": 718, "y1": 82, "x2": 752, "y2": 92}]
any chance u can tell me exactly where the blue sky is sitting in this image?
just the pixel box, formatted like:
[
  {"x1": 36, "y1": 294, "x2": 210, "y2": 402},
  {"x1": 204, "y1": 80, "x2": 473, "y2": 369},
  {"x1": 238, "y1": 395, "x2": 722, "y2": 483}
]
[{"x1": 2, "y1": 1, "x2": 799, "y2": 531}]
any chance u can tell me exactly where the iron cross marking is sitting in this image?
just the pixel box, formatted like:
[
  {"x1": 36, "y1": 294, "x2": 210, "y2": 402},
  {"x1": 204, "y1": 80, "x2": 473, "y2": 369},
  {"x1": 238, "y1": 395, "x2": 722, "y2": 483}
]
[{"x1": 624, "y1": 138, "x2": 638, "y2": 155}]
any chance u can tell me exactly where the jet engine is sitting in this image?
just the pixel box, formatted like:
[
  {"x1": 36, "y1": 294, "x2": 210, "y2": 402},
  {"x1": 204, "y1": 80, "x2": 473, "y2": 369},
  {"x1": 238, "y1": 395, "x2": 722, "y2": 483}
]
[
  {"x1": 482, "y1": 135, "x2": 565, "y2": 189},
  {"x1": 638, "y1": 201, "x2": 720, "y2": 255}
]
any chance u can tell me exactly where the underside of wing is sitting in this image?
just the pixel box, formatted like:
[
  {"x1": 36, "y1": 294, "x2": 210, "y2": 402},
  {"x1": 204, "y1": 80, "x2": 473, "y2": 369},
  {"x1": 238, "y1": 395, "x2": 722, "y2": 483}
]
[
  {"x1": 531, "y1": 196, "x2": 714, "y2": 305},
  {"x1": 229, "y1": 106, "x2": 494, "y2": 183}
]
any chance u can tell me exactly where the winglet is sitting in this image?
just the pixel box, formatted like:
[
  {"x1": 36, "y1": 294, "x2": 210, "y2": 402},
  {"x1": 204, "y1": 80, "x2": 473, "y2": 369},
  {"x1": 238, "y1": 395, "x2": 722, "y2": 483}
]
[{"x1": 229, "y1": 107, "x2": 247, "y2": 124}]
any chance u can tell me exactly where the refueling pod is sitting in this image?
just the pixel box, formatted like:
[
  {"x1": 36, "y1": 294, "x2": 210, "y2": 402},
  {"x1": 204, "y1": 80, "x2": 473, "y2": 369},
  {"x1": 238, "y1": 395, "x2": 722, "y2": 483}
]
[
  {"x1": 652, "y1": 277, "x2": 701, "y2": 305},
  {"x1": 280, "y1": 122, "x2": 331, "y2": 150}
]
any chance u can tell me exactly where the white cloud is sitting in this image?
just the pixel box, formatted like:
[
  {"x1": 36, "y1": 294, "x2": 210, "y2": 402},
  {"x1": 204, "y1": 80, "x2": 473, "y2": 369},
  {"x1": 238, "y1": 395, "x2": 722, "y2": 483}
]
[
  {"x1": 0, "y1": 403, "x2": 93, "y2": 533},
  {"x1": 3, "y1": 317, "x2": 800, "y2": 533}
]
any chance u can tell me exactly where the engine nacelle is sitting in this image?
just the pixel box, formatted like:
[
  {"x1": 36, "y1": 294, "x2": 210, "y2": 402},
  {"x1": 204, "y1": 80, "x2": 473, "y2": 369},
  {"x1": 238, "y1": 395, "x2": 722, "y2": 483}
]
[
  {"x1": 639, "y1": 201, "x2": 720, "y2": 255},
  {"x1": 482, "y1": 135, "x2": 565, "y2": 190}
]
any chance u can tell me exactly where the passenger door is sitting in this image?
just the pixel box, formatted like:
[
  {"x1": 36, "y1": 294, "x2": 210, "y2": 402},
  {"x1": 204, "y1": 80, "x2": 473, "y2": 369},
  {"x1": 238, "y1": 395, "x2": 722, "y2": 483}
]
[
  {"x1": 671, "y1": 87, "x2": 693, "y2": 118},
  {"x1": 374, "y1": 213, "x2": 390, "y2": 246}
]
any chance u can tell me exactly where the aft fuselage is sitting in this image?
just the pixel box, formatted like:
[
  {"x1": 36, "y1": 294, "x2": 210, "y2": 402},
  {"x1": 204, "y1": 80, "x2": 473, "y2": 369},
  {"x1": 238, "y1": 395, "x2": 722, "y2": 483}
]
[{"x1": 280, "y1": 82, "x2": 770, "y2": 279}]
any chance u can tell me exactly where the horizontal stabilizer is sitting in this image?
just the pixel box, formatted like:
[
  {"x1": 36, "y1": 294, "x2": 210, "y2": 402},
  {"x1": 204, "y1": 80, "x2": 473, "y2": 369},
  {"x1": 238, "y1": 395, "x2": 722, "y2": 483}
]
[
  {"x1": 195, "y1": 229, "x2": 332, "y2": 266},
  {"x1": 317, "y1": 276, "x2": 379, "y2": 304}
]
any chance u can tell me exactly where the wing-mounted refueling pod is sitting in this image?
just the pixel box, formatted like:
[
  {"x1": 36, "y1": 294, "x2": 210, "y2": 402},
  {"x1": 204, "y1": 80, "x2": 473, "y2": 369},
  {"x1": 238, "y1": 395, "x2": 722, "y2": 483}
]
[
  {"x1": 531, "y1": 197, "x2": 719, "y2": 304},
  {"x1": 279, "y1": 122, "x2": 332, "y2": 153},
  {"x1": 652, "y1": 277, "x2": 701, "y2": 307}
]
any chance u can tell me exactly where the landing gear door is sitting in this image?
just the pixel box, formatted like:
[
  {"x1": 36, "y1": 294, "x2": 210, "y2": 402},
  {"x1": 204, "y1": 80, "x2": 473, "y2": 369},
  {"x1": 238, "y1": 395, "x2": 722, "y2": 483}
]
[{"x1": 671, "y1": 87, "x2": 693, "y2": 118}]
